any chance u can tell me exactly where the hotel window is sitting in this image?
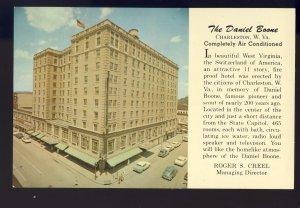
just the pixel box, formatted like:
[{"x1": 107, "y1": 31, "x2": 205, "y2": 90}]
[
  {"x1": 81, "y1": 135, "x2": 89, "y2": 150},
  {"x1": 92, "y1": 139, "x2": 99, "y2": 153},
  {"x1": 96, "y1": 34, "x2": 101, "y2": 46},
  {"x1": 83, "y1": 99, "x2": 87, "y2": 106},
  {"x1": 74, "y1": 88, "x2": 77, "y2": 95},
  {"x1": 47, "y1": 124, "x2": 51, "y2": 134},
  {"x1": 83, "y1": 121, "x2": 86, "y2": 128},
  {"x1": 62, "y1": 128, "x2": 68, "y2": 140},
  {"x1": 85, "y1": 52, "x2": 88, "y2": 61},
  {"x1": 121, "y1": 136, "x2": 126, "y2": 149},
  {"x1": 125, "y1": 40, "x2": 128, "y2": 52},
  {"x1": 96, "y1": 62, "x2": 100, "y2": 70},
  {"x1": 94, "y1": 112, "x2": 98, "y2": 119},
  {"x1": 123, "y1": 100, "x2": 126, "y2": 106},
  {"x1": 75, "y1": 56, "x2": 78, "y2": 63},
  {"x1": 96, "y1": 74, "x2": 99, "y2": 82},
  {"x1": 74, "y1": 77, "x2": 78, "y2": 84},
  {"x1": 84, "y1": 87, "x2": 87, "y2": 95},
  {"x1": 95, "y1": 99, "x2": 99, "y2": 107},
  {"x1": 95, "y1": 87, "x2": 99, "y2": 95},
  {"x1": 72, "y1": 132, "x2": 79, "y2": 145},
  {"x1": 123, "y1": 112, "x2": 126, "y2": 118},
  {"x1": 75, "y1": 67, "x2": 78, "y2": 74},
  {"x1": 76, "y1": 45, "x2": 79, "y2": 53},
  {"x1": 124, "y1": 67, "x2": 127, "y2": 74},
  {"x1": 96, "y1": 49, "x2": 100, "y2": 57},
  {"x1": 83, "y1": 110, "x2": 87, "y2": 117},
  {"x1": 123, "y1": 89, "x2": 126, "y2": 96},
  {"x1": 85, "y1": 40, "x2": 89, "y2": 50},
  {"x1": 132, "y1": 44, "x2": 136, "y2": 56},
  {"x1": 107, "y1": 139, "x2": 114, "y2": 154},
  {"x1": 85, "y1": 64, "x2": 88, "y2": 72},
  {"x1": 84, "y1": 76, "x2": 88, "y2": 83},
  {"x1": 54, "y1": 126, "x2": 59, "y2": 137},
  {"x1": 122, "y1": 122, "x2": 126, "y2": 129},
  {"x1": 94, "y1": 124, "x2": 98, "y2": 132},
  {"x1": 110, "y1": 31, "x2": 114, "y2": 46}
]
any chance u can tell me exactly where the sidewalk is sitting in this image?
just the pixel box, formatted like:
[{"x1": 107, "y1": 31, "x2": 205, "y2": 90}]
[
  {"x1": 51, "y1": 150, "x2": 116, "y2": 186},
  {"x1": 47, "y1": 133, "x2": 187, "y2": 187}
]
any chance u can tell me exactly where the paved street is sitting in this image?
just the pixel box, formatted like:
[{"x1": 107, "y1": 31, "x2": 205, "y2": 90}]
[
  {"x1": 13, "y1": 133, "x2": 188, "y2": 188},
  {"x1": 111, "y1": 135, "x2": 188, "y2": 188}
]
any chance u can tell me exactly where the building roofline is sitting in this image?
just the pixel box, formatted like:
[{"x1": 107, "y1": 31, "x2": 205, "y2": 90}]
[{"x1": 71, "y1": 19, "x2": 178, "y2": 68}]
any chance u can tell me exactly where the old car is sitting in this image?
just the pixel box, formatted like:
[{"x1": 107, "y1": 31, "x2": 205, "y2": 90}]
[
  {"x1": 21, "y1": 136, "x2": 32, "y2": 143},
  {"x1": 171, "y1": 141, "x2": 181, "y2": 148},
  {"x1": 162, "y1": 166, "x2": 178, "y2": 181},
  {"x1": 133, "y1": 161, "x2": 151, "y2": 173},
  {"x1": 158, "y1": 148, "x2": 170, "y2": 157},
  {"x1": 174, "y1": 156, "x2": 188, "y2": 167}
]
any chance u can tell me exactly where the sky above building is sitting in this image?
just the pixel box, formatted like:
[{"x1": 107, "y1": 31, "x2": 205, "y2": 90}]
[{"x1": 14, "y1": 7, "x2": 188, "y2": 98}]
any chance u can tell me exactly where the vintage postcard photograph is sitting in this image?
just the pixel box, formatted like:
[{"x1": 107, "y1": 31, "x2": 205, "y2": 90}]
[{"x1": 13, "y1": 7, "x2": 188, "y2": 188}]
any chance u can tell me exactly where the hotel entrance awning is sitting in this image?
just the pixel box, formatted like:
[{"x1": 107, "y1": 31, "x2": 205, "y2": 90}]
[
  {"x1": 26, "y1": 130, "x2": 34, "y2": 134},
  {"x1": 65, "y1": 147, "x2": 99, "y2": 167},
  {"x1": 107, "y1": 147, "x2": 143, "y2": 167},
  {"x1": 55, "y1": 143, "x2": 68, "y2": 151},
  {"x1": 41, "y1": 136, "x2": 58, "y2": 145},
  {"x1": 36, "y1": 134, "x2": 45, "y2": 139},
  {"x1": 32, "y1": 132, "x2": 40, "y2": 137}
]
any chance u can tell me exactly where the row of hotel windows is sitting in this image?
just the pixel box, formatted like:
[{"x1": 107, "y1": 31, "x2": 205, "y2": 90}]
[
  {"x1": 73, "y1": 71, "x2": 177, "y2": 96},
  {"x1": 14, "y1": 111, "x2": 32, "y2": 122},
  {"x1": 34, "y1": 52, "x2": 71, "y2": 67},
  {"x1": 72, "y1": 116, "x2": 176, "y2": 133},
  {"x1": 73, "y1": 34, "x2": 176, "y2": 76},
  {"x1": 73, "y1": 28, "x2": 176, "y2": 75},
  {"x1": 110, "y1": 31, "x2": 177, "y2": 75},
  {"x1": 72, "y1": 95, "x2": 176, "y2": 108}
]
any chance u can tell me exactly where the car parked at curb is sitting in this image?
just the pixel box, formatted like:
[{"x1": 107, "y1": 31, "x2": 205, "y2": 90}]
[
  {"x1": 133, "y1": 161, "x2": 151, "y2": 173},
  {"x1": 171, "y1": 141, "x2": 181, "y2": 148},
  {"x1": 182, "y1": 136, "x2": 188, "y2": 142},
  {"x1": 158, "y1": 148, "x2": 170, "y2": 157},
  {"x1": 21, "y1": 136, "x2": 32, "y2": 143},
  {"x1": 166, "y1": 144, "x2": 175, "y2": 151},
  {"x1": 162, "y1": 166, "x2": 178, "y2": 181},
  {"x1": 174, "y1": 156, "x2": 188, "y2": 167}
]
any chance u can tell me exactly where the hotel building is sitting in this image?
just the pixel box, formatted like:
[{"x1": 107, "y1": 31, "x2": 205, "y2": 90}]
[{"x1": 31, "y1": 19, "x2": 178, "y2": 170}]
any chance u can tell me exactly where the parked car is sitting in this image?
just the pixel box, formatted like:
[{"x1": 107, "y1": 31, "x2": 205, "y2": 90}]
[
  {"x1": 162, "y1": 166, "x2": 178, "y2": 181},
  {"x1": 21, "y1": 136, "x2": 32, "y2": 143},
  {"x1": 158, "y1": 148, "x2": 170, "y2": 157},
  {"x1": 13, "y1": 132, "x2": 24, "y2": 139},
  {"x1": 172, "y1": 141, "x2": 181, "y2": 148},
  {"x1": 182, "y1": 136, "x2": 188, "y2": 142},
  {"x1": 133, "y1": 161, "x2": 151, "y2": 173},
  {"x1": 175, "y1": 156, "x2": 188, "y2": 167},
  {"x1": 166, "y1": 144, "x2": 175, "y2": 151}
]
